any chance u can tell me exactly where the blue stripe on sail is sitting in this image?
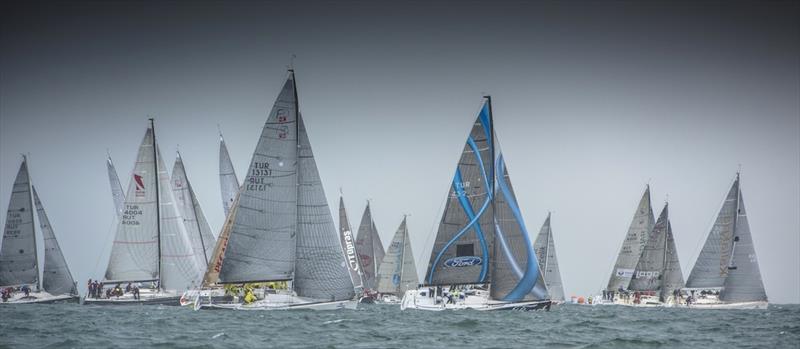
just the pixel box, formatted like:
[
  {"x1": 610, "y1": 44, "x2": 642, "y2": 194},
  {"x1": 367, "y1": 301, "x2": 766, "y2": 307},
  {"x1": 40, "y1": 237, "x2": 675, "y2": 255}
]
[
  {"x1": 428, "y1": 136, "x2": 493, "y2": 284},
  {"x1": 478, "y1": 103, "x2": 491, "y2": 145},
  {"x1": 496, "y1": 154, "x2": 540, "y2": 302},
  {"x1": 494, "y1": 220, "x2": 524, "y2": 279}
]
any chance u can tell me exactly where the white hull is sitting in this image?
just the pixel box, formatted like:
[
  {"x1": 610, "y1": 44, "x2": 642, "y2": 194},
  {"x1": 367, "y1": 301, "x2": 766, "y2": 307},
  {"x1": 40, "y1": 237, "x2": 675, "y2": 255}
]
[
  {"x1": 400, "y1": 289, "x2": 550, "y2": 311},
  {"x1": 197, "y1": 292, "x2": 358, "y2": 311},
  {"x1": 83, "y1": 289, "x2": 182, "y2": 306},
  {"x1": 683, "y1": 301, "x2": 768, "y2": 310},
  {"x1": 1, "y1": 291, "x2": 78, "y2": 304}
]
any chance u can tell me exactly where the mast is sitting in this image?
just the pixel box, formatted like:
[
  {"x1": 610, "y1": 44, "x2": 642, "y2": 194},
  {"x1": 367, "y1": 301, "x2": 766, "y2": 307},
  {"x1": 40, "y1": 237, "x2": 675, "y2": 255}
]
[
  {"x1": 485, "y1": 95, "x2": 495, "y2": 287},
  {"x1": 290, "y1": 68, "x2": 299, "y2": 289},
  {"x1": 398, "y1": 216, "x2": 407, "y2": 293},
  {"x1": 727, "y1": 172, "x2": 740, "y2": 272},
  {"x1": 150, "y1": 118, "x2": 162, "y2": 289},
  {"x1": 22, "y1": 155, "x2": 41, "y2": 291},
  {"x1": 544, "y1": 213, "x2": 551, "y2": 280}
]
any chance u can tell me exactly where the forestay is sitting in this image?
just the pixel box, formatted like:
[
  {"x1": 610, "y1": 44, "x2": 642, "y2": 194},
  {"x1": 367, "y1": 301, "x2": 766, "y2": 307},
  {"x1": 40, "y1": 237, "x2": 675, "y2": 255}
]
[
  {"x1": 607, "y1": 186, "x2": 654, "y2": 292},
  {"x1": 33, "y1": 186, "x2": 76, "y2": 295},
  {"x1": 0, "y1": 160, "x2": 39, "y2": 288},
  {"x1": 219, "y1": 74, "x2": 298, "y2": 284}
]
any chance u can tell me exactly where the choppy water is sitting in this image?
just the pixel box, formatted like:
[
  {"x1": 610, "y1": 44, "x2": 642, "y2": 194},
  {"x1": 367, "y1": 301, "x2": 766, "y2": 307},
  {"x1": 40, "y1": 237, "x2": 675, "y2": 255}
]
[{"x1": 1, "y1": 303, "x2": 798, "y2": 348}]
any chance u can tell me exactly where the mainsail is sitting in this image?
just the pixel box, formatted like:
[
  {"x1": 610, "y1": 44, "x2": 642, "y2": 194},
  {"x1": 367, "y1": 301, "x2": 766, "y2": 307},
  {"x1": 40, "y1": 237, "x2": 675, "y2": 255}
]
[
  {"x1": 376, "y1": 217, "x2": 419, "y2": 296},
  {"x1": 219, "y1": 131, "x2": 239, "y2": 217},
  {"x1": 686, "y1": 174, "x2": 767, "y2": 302},
  {"x1": 219, "y1": 73, "x2": 299, "y2": 284},
  {"x1": 355, "y1": 202, "x2": 385, "y2": 290},
  {"x1": 107, "y1": 154, "x2": 126, "y2": 219},
  {"x1": 628, "y1": 203, "x2": 684, "y2": 301},
  {"x1": 0, "y1": 159, "x2": 39, "y2": 288},
  {"x1": 533, "y1": 213, "x2": 565, "y2": 302},
  {"x1": 423, "y1": 97, "x2": 547, "y2": 302},
  {"x1": 607, "y1": 186, "x2": 655, "y2": 291},
  {"x1": 33, "y1": 186, "x2": 76, "y2": 296},
  {"x1": 172, "y1": 152, "x2": 216, "y2": 266},
  {"x1": 339, "y1": 196, "x2": 363, "y2": 289}
]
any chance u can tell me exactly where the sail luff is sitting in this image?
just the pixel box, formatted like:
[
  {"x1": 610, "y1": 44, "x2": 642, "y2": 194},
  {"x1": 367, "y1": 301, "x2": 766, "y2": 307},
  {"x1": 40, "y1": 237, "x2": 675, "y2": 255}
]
[
  {"x1": 33, "y1": 186, "x2": 76, "y2": 295},
  {"x1": 0, "y1": 159, "x2": 39, "y2": 288},
  {"x1": 607, "y1": 186, "x2": 655, "y2": 291}
]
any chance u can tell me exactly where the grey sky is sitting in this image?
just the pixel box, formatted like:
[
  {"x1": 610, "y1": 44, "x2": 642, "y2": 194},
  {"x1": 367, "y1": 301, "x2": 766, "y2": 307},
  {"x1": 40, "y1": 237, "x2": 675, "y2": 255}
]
[{"x1": 1, "y1": 1, "x2": 798, "y2": 303}]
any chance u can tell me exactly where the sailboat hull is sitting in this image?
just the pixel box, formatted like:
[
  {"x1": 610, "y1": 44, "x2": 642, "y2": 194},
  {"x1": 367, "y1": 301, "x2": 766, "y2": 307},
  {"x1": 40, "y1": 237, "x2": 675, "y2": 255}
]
[
  {"x1": 400, "y1": 289, "x2": 551, "y2": 311},
  {"x1": 1, "y1": 291, "x2": 79, "y2": 305},
  {"x1": 82, "y1": 289, "x2": 182, "y2": 306},
  {"x1": 199, "y1": 297, "x2": 358, "y2": 311},
  {"x1": 683, "y1": 301, "x2": 768, "y2": 310}
]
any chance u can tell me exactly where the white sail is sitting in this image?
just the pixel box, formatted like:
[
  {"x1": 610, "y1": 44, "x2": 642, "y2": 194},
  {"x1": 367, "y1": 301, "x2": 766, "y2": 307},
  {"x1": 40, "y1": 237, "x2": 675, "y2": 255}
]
[
  {"x1": 104, "y1": 128, "x2": 159, "y2": 282},
  {"x1": 376, "y1": 217, "x2": 418, "y2": 296},
  {"x1": 219, "y1": 132, "x2": 239, "y2": 217},
  {"x1": 533, "y1": 213, "x2": 565, "y2": 302},
  {"x1": 172, "y1": 152, "x2": 215, "y2": 266},
  {"x1": 607, "y1": 186, "x2": 654, "y2": 292},
  {"x1": 107, "y1": 154, "x2": 126, "y2": 219},
  {"x1": 33, "y1": 186, "x2": 76, "y2": 296},
  {"x1": 157, "y1": 147, "x2": 202, "y2": 291}
]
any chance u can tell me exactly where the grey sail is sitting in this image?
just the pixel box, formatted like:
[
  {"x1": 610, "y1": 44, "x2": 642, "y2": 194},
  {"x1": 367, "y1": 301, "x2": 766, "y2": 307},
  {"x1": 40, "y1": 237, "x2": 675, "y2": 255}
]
[
  {"x1": 33, "y1": 186, "x2": 76, "y2": 296},
  {"x1": 219, "y1": 74, "x2": 298, "y2": 284},
  {"x1": 629, "y1": 203, "x2": 677, "y2": 299},
  {"x1": 661, "y1": 220, "x2": 685, "y2": 301},
  {"x1": 0, "y1": 160, "x2": 39, "y2": 288},
  {"x1": 686, "y1": 178, "x2": 739, "y2": 289},
  {"x1": 490, "y1": 152, "x2": 548, "y2": 302},
  {"x1": 424, "y1": 101, "x2": 495, "y2": 286},
  {"x1": 338, "y1": 196, "x2": 363, "y2": 289},
  {"x1": 607, "y1": 186, "x2": 655, "y2": 291},
  {"x1": 107, "y1": 155, "x2": 126, "y2": 219},
  {"x1": 104, "y1": 127, "x2": 159, "y2": 282},
  {"x1": 533, "y1": 213, "x2": 565, "y2": 302},
  {"x1": 377, "y1": 217, "x2": 419, "y2": 295},
  {"x1": 355, "y1": 202, "x2": 385, "y2": 290},
  {"x1": 720, "y1": 182, "x2": 767, "y2": 302},
  {"x1": 172, "y1": 152, "x2": 216, "y2": 266},
  {"x1": 293, "y1": 114, "x2": 355, "y2": 300},
  {"x1": 219, "y1": 132, "x2": 240, "y2": 217},
  {"x1": 156, "y1": 146, "x2": 202, "y2": 291}
]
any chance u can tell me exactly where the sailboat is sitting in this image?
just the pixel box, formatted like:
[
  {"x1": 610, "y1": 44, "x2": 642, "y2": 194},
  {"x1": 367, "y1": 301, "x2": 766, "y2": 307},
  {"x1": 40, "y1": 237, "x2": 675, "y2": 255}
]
[
  {"x1": 0, "y1": 157, "x2": 79, "y2": 304},
  {"x1": 106, "y1": 153, "x2": 126, "y2": 219},
  {"x1": 355, "y1": 201, "x2": 385, "y2": 302},
  {"x1": 600, "y1": 185, "x2": 655, "y2": 305},
  {"x1": 375, "y1": 216, "x2": 419, "y2": 304},
  {"x1": 400, "y1": 96, "x2": 551, "y2": 311},
  {"x1": 196, "y1": 70, "x2": 357, "y2": 311},
  {"x1": 626, "y1": 203, "x2": 685, "y2": 307},
  {"x1": 218, "y1": 130, "x2": 240, "y2": 217},
  {"x1": 682, "y1": 173, "x2": 768, "y2": 309},
  {"x1": 338, "y1": 196, "x2": 364, "y2": 294},
  {"x1": 86, "y1": 120, "x2": 203, "y2": 305},
  {"x1": 172, "y1": 151, "x2": 216, "y2": 266},
  {"x1": 533, "y1": 213, "x2": 565, "y2": 304}
]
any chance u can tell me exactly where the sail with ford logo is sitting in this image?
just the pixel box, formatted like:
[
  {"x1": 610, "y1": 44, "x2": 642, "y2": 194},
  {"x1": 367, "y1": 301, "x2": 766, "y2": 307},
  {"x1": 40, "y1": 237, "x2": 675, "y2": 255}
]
[
  {"x1": 402, "y1": 96, "x2": 550, "y2": 311},
  {"x1": 355, "y1": 202, "x2": 385, "y2": 291},
  {"x1": 376, "y1": 216, "x2": 418, "y2": 297},
  {"x1": 628, "y1": 203, "x2": 684, "y2": 303},
  {"x1": 606, "y1": 185, "x2": 655, "y2": 293}
]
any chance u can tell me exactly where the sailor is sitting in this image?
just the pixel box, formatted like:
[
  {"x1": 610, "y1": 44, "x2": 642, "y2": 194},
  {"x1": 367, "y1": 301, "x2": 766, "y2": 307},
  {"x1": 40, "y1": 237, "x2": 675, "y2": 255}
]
[
  {"x1": 132, "y1": 285, "x2": 140, "y2": 300},
  {"x1": 125, "y1": 283, "x2": 132, "y2": 293},
  {"x1": 21, "y1": 285, "x2": 30, "y2": 297}
]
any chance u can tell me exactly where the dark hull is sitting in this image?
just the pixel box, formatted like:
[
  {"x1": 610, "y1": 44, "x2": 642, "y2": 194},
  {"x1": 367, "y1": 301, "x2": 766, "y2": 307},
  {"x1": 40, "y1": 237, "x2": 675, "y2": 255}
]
[{"x1": 83, "y1": 296, "x2": 182, "y2": 306}]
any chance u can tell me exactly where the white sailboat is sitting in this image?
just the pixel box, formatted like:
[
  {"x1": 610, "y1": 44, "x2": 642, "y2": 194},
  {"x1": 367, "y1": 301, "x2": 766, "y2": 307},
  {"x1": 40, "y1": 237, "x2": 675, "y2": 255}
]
[
  {"x1": 532, "y1": 213, "x2": 565, "y2": 304},
  {"x1": 375, "y1": 216, "x2": 418, "y2": 304},
  {"x1": 196, "y1": 70, "x2": 357, "y2": 311},
  {"x1": 682, "y1": 173, "x2": 768, "y2": 310},
  {"x1": 355, "y1": 200, "x2": 385, "y2": 302},
  {"x1": 1, "y1": 157, "x2": 79, "y2": 304},
  {"x1": 86, "y1": 120, "x2": 203, "y2": 305},
  {"x1": 401, "y1": 96, "x2": 551, "y2": 311}
]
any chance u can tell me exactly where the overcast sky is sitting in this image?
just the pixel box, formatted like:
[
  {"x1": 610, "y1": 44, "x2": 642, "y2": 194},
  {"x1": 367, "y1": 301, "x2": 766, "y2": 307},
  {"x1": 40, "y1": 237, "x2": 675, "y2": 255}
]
[{"x1": 1, "y1": 1, "x2": 798, "y2": 303}]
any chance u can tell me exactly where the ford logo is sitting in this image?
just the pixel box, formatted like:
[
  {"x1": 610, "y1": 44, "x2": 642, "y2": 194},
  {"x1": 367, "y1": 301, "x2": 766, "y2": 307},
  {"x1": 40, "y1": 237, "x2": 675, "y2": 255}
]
[{"x1": 444, "y1": 256, "x2": 482, "y2": 267}]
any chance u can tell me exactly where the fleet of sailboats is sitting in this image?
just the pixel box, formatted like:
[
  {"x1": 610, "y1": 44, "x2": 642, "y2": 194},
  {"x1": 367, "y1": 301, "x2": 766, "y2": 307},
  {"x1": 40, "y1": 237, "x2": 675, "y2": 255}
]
[{"x1": 0, "y1": 69, "x2": 774, "y2": 312}]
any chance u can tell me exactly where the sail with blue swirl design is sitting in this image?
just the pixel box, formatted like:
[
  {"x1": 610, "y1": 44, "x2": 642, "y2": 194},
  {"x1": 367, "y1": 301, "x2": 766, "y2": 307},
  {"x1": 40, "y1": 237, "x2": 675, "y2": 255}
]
[
  {"x1": 490, "y1": 152, "x2": 548, "y2": 301},
  {"x1": 424, "y1": 100, "x2": 495, "y2": 286}
]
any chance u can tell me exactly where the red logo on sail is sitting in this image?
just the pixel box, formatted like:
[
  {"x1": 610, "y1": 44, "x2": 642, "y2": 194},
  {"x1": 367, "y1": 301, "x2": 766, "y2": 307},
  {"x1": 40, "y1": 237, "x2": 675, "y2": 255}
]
[{"x1": 134, "y1": 174, "x2": 146, "y2": 197}]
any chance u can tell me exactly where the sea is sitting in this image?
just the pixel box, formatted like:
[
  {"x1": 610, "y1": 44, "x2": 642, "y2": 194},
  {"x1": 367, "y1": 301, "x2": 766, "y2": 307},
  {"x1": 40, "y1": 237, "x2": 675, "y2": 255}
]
[{"x1": 1, "y1": 303, "x2": 798, "y2": 348}]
